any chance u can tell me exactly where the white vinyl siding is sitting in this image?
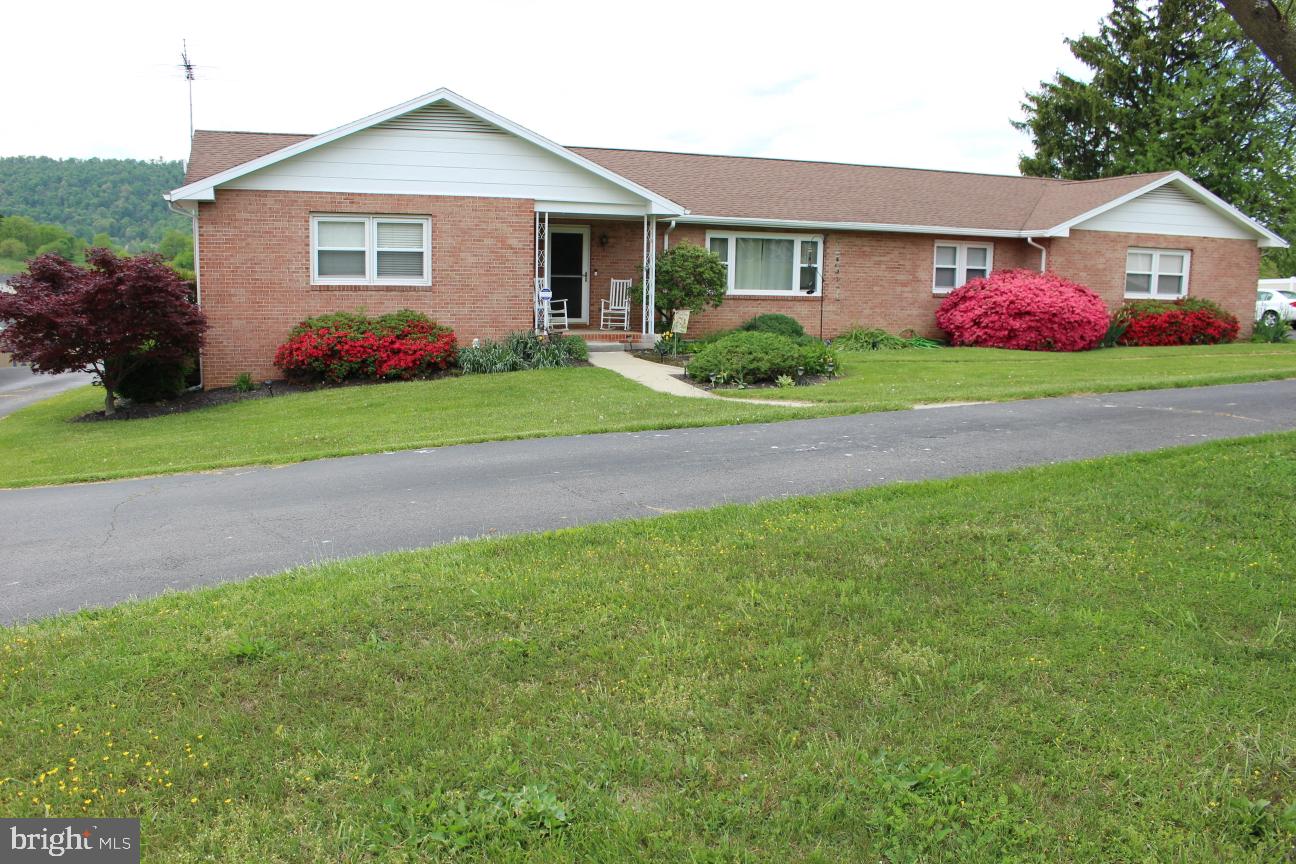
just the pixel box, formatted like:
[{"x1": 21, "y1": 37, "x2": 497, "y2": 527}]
[
  {"x1": 311, "y1": 215, "x2": 431, "y2": 285},
  {"x1": 1077, "y1": 185, "x2": 1255, "y2": 240},
  {"x1": 933, "y1": 242, "x2": 993, "y2": 293},
  {"x1": 706, "y1": 231, "x2": 822, "y2": 295},
  {"x1": 1125, "y1": 248, "x2": 1189, "y2": 299},
  {"x1": 227, "y1": 103, "x2": 642, "y2": 207}
]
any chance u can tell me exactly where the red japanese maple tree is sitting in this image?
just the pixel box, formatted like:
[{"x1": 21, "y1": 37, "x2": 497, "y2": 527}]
[{"x1": 0, "y1": 249, "x2": 207, "y2": 415}]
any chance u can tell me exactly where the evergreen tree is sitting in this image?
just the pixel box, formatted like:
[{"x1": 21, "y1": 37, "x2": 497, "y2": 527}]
[{"x1": 1016, "y1": 0, "x2": 1296, "y2": 273}]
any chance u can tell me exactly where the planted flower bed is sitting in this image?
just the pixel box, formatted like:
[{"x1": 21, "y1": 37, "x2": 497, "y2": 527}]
[
  {"x1": 274, "y1": 310, "x2": 457, "y2": 383},
  {"x1": 1113, "y1": 298, "x2": 1239, "y2": 346}
]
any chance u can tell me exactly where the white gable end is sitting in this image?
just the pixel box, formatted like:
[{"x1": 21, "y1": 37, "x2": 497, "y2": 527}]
[
  {"x1": 221, "y1": 101, "x2": 646, "y2": 208},
  {"x1": 1074, "y1": 183, "x2": 1256, "y2": 240}
]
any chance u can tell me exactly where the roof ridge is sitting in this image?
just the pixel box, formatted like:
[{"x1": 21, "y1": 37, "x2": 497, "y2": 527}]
[
  {"x1": 1053, "y1": 171, "x2": 1175, "y2": 186},
  {"x1": 568, "y1": 145, "x2": 1060, "y2": 182}
]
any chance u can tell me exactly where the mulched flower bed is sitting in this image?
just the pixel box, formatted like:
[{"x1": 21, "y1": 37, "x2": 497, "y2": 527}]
[
  {"x1": 682, "y1": 372, "x2": 835, "y2": 392},
  {"x1": 629, "y1": 351, "x2": 830, "y2": 390},
  {"x1": 630, "y1": 350, "x2": 690, "y2": 368}
]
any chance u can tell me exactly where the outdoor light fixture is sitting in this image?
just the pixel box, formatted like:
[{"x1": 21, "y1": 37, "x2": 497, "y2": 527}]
[{"x1": 597, "y1": 233, "x2": 610, "y2": 248}]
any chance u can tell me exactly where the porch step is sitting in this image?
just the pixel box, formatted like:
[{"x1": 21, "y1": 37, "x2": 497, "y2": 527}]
[{"x1": 567, "y1": 329, "x2": 655, "y2": 351}]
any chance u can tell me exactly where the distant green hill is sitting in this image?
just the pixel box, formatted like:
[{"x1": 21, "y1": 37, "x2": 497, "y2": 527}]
[{"x1": 0, "y1": 156, "x2": 187, "y2": 249}]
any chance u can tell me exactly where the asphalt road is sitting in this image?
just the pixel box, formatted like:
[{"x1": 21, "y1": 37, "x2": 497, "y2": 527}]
[
  {"x1": 3, "y1": 379, "x2": 1296, "y2": 624},
  {"x1": 0, "y1": 367, "x2": 96, "y2": 419}
]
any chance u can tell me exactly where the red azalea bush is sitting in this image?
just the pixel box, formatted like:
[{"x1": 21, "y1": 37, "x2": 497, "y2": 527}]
[
  {"x1": 935, "y1": 269, "x2": 1110, "y2": 352},
  {"x1": 1113, "y1": 298, "x2": 1239, "y2": 346},
  {"x1": 274, "y1": 309, "x2": 457, "y2": 383}
]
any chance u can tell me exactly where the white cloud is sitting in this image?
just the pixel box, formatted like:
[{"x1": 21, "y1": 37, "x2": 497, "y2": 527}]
[{"x1": 0, "y1": 0, "x2": 1109, "y2": 174}]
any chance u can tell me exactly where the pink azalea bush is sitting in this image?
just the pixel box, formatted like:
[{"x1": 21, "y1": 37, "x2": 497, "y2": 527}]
[{"x1": 935, "y1": 269, "x2": 1110, "y2": 352}]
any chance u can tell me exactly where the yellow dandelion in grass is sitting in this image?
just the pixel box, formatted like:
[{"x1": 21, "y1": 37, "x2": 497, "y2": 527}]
[
  {"x1": 190, "y1": 797, "x2": 198, "y2": 804},
  {"x1": 224, "y1": 798, "x2": 232, "y2": 804}
]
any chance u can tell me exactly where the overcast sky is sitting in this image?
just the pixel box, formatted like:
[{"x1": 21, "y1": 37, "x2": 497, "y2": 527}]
[{"x1": 3, "y1": 0, "x2": 1112, "y2": 176}]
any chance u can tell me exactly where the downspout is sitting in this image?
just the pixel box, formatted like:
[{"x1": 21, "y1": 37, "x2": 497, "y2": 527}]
[
  {"x1": 1026, "y1": 236, "x2": 1047, "y2": 272},
  {"x1": 818, "y1": 233, "x2": 828, "y2": 341},
  {"x1": 663, "y1": 219, "x2": 677, "y2": 250},
  {"x1": 167, "y1": 198, "x2": 202, "y2": 388}
]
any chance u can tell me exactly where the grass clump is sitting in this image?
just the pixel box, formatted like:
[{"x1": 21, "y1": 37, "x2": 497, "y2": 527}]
[{"x1": 833, "y1": 326, "x2": 942, "y2": 350}]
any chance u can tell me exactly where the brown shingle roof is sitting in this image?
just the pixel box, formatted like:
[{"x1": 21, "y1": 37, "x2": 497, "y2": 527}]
[
  {"x1": 571, "y1": 147, "x2": 1172, "y2": 232},
  {"x1": 181, "y1": 130, "x2": 1172, "y2": 232},
  {"x1": 183, "y1": 130, "x2": 312, "y2": 185}
]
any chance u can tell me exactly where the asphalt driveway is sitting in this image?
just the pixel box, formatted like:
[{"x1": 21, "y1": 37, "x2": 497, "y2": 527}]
[
  {"x1": 0, "y1": 366, "x2": 95, "y2": 419},
  {"x1": 3, "y1": 378, "x2": 1296, "y2": 624}
]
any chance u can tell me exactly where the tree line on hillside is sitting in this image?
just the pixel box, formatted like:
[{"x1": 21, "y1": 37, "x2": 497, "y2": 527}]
[
  {"x1": 0, "y1": 155, "x2": 187, "y2": 250},
  {"x1": 0, "y1": 214, "x2": 193, "y2": 282}
]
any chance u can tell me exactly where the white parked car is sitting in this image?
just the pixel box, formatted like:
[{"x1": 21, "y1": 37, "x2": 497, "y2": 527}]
[{"x1": 1256, "y1": 279, "x2": 1296, "y2": 325}]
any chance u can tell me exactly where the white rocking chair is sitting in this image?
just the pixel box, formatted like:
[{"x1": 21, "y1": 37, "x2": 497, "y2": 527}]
[
  {"x1": 546, "y1": 298, "x2": 569, "y2": 332},
  {"x1": 601, "y1": 279, "x2": 633, "y2": 331}
]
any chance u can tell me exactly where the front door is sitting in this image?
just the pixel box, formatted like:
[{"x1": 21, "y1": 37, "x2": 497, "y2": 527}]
[{"x1": 549, "y1": 226, "x2": 589, "y2": 323}]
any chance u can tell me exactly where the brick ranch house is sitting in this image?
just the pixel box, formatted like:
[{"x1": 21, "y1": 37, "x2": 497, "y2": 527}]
[{"x1": 165, "y1": 88, "x2": 1287, "y2": 388}]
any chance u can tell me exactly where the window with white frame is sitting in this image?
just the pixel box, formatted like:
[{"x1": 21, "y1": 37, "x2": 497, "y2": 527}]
[
  {"x1": 932, "y1": 242, "x2": 992, "y2": 292},
  {"x1": 311, "y1": 215, "x2": 431, "y2": 285},
  {"x1": 1125, "y1": 248, "x2": 1189, "y2": 299},
  {"x1": 706, "y1": 231, "x2": 822, "y2": 295}
]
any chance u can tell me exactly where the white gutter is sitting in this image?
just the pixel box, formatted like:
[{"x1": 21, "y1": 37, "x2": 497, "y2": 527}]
[
  {"x1": 1025, "y1": 236, "x2": 1047, "y2": 271},
  {"x1": 676, "y1": 213, "x2": 1029, "y2": 238},
  {"x1": 663, "y1": 219, "x2": 677, "y2": 250}
]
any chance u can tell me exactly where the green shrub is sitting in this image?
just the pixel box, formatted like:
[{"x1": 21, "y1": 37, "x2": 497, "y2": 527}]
[
  {"x1": 459, "y1": 331, "x2": 586, "y2": 374},
  {"x1": 233, "y1": 372, "x2": 257, "y2": 392},
  {"x1": 114, "y1": 354, "x2": 192, "y2": 403},
  {"x1": 552, "y1": 333, "x2": 588, "y2": 361},
  {"x1": 686, "y1": 331, "x2": 837, "y2": 385},
  {"x1": 1250, "y1": 316, "x2": 1292, "y2": 343},
  {"x1": 737, "y1": 313, "x2": 806, "y2": 338},
  {"x1": 834, "y1": 327, "x2": 942, "y2": 350}
]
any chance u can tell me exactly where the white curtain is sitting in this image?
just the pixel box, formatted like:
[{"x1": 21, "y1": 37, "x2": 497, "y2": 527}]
[{"x1": 735, "y1": 238, "x2": 793, "y2": 291}]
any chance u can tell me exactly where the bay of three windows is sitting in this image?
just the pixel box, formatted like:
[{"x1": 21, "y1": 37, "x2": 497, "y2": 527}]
[{"x1": 707, "y1": 232, "x2": 822, "y2": 295}]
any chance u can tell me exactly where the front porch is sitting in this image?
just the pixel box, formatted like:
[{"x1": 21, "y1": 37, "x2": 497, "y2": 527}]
[{"x1": 533, "y1": 212, "x2": 660, "y2": 343}]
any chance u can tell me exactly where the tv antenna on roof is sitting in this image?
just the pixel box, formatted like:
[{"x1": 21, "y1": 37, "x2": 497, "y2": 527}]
[{"x1": 180, "y1": 39, "x2": 196, "y2": 140}]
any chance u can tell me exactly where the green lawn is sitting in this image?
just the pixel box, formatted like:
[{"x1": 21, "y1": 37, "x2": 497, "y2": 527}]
[
  {"x1": 0, "y1": 368, "x2": 816, "y2": 488},
  {"x1": 2, "y1": 434, "x2": 1294, "y2": 861},
  {"x1": 4, "y1": 343, "x2": 1296, "y2": 489},
  {"x1": 720, "y1": 342, "x2": 1296, "y2": 407}
]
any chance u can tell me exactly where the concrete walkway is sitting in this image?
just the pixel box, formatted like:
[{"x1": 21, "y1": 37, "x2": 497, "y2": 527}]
[
  {"x1": 588, "y1": 351, "x2": 814, "y2": 406},
  {"x1": 3, "y1": 378, "x2": 1296, "y2": 624}
]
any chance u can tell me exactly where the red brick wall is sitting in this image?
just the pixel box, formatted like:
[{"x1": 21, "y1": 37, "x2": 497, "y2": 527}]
[
  {"x1": 1045, "y1": 229, "x2": 1259, "y2": 336},
  {"x1": 667, "y1": 225, "x2": 1039, "y2": 339},
  {"x1": 665, "y1": 225, "x2": 1258, "y2": 340},
  {"x1": 196, "y1": 190, "x2": 534, "y2": 387}
]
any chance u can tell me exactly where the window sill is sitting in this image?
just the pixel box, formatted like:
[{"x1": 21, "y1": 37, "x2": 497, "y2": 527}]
[
  {"x1": 725, "y1": 291, "x2": 822, "y2": 299},
  {"x1": 311, "y1": 283, "x2": 434, "y2": 292},
  {"x1": 1123, "y1": 293, "x2": 1186, "y2": 301}
]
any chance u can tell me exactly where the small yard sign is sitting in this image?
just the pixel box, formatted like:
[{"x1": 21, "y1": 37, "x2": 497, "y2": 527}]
[{"x1": 671, "y1": 309, "x2": 690, "y2": 333}]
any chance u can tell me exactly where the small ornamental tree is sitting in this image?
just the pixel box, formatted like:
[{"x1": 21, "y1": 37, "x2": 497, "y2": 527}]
[
  {"x1": 652, "y1": 242, "x2": 727, "y2": 327},
  {"x1": 935, "y1": 269, "x2": 1110, "y2": 352},
  {"x1": 0, "y1": 249, "x2": 207, "y2": 415}
]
